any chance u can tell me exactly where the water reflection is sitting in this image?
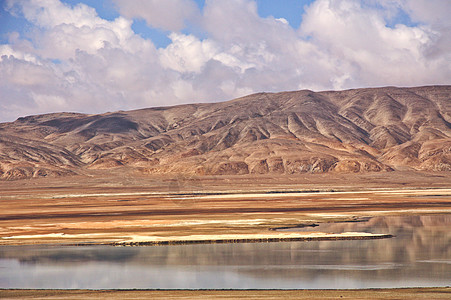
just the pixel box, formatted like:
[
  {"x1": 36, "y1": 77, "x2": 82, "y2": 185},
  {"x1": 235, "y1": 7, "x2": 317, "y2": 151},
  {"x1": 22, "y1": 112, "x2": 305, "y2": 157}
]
[{"x1": 0, "y1": 214, "x2": 450, "y2": 289}]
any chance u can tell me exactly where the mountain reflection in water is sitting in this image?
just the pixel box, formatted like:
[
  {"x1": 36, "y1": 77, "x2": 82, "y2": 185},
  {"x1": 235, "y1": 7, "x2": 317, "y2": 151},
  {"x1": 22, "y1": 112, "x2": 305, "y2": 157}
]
[{"x1": 0, "y1": 214, "x2": 450, "y2": 289}]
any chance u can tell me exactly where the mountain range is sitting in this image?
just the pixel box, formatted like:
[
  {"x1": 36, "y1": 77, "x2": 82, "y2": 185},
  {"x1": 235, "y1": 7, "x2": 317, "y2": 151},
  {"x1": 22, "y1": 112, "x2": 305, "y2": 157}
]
[{"x1": 0, "y1": 85, "x2": 450, "y2": 180}]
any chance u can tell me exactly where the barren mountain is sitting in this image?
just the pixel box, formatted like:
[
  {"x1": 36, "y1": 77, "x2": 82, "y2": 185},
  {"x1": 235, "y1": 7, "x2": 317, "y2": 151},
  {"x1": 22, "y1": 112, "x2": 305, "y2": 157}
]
[{"x1": 0, "y1": 86, "x2": 450, "y2": 180}]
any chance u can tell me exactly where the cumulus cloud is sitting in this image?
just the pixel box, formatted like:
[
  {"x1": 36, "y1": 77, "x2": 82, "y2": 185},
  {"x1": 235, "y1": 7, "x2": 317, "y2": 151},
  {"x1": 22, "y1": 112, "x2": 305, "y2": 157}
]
[
  {"x1": 0, "y1": 0, "x2": 450, "y2": 122},
  {"x1": 159, "y1": 33, "x2": 218, "y2": 73},
  {"x1": 113, "y1": 0, "x2": 199, "y2": 32},
  {"x1": 5, "y1": 0, "x2": 149, "y2": 59},
  {"x1": 300, "y1": 0, "x2": 442, "y2": 87}
]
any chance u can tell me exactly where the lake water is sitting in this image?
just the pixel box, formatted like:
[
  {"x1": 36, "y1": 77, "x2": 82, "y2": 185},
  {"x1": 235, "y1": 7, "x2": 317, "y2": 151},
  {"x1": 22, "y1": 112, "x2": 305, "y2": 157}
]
[{"x1": 1, "y1": 214, "x2": 450, "y2": 289}]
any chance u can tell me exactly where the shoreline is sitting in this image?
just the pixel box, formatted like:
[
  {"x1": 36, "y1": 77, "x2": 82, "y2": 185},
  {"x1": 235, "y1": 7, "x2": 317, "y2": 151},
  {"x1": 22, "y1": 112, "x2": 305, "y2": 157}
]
[
  {"x1": 1, "y1": 232, "x2": 394, "y2": 247},
  {"x1": 107, "y1": 232, "x2": 393, "y2": 246}
]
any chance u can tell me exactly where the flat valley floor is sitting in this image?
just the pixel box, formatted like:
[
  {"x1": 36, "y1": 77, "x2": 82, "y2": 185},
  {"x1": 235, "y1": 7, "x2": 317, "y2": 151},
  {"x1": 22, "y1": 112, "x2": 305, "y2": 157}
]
[{"x1": 1, "y1": 170, "x2": 450, "y2": 245}]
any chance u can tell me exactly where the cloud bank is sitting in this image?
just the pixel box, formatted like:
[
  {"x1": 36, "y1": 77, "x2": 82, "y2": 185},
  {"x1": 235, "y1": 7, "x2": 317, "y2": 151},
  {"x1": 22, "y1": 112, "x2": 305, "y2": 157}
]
[{"x1": 0, "y1": 0, "x2": 450, "y2": 121}]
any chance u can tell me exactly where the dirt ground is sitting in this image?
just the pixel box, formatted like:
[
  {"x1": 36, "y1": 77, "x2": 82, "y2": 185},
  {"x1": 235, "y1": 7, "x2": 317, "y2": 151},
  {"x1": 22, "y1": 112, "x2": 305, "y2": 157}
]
[
  {"x1": 1, "y1": 288, "x2": 451, "y2": 299},
  {"x1": 0, "y1": 170, "x2": 450, "y2": 245}
]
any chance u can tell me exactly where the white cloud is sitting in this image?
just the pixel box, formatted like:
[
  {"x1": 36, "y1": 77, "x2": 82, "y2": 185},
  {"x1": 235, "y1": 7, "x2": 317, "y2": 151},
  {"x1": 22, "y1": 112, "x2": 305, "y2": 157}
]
[
  {"x1": 276, "y1": 18, "x2": 289, "y2": 25},
  {"x1": 6, "y1": 0, "x2": 100, "y2": 28},
  {"x1": 400, "y1": 0, "x2": 451, "y2": 60},
  {"x1": 159, "y1": 33, "x2": 218, "y2": 73},
  {"x1": 0, "y1": 44, "x2": 39, "y2": 64},
  {"x1": 0, "y1": 0, "x2": 450, "y2": 122},
  {"x1": 299, "y1": 0, "x2": 450, "y2": 88},
  {"x1": 6, "y1": 0, "x2": 150, "y2": 59},
  {"x1": 401, "y1": 0, "x2": 451, "y2": 27},
  {"x1": 112, "y1": 0, "x2": 199, "y2": 32},
  {"x1": 1, "y1": 56, "x2": 52, "y2": 86}
]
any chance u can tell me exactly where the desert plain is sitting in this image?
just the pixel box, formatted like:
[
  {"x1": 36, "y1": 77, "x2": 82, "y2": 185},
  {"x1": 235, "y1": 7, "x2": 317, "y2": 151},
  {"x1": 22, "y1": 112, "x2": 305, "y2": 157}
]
[{"x1": 1, "y1": 170, "x2": 450, "y2": 246}]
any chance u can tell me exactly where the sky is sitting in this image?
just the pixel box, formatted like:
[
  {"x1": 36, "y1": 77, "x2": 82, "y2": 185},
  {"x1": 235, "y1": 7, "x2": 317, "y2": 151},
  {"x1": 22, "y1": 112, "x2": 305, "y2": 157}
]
[{"x1": 0, "y1": 0, "x2": 450, "y2": 122}]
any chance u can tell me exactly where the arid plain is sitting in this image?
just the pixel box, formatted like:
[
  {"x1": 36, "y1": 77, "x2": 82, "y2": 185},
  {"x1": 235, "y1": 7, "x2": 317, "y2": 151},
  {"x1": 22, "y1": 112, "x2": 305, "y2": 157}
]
[{"x1": 1, "y1": 170, "x2": 450, "y2": 245}]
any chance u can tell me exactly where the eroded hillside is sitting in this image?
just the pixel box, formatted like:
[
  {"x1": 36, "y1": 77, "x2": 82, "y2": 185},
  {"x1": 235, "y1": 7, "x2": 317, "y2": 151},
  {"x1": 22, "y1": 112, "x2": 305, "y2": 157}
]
[{"x1": 0, "y1": 86, "x2": 450, "y2": 180}]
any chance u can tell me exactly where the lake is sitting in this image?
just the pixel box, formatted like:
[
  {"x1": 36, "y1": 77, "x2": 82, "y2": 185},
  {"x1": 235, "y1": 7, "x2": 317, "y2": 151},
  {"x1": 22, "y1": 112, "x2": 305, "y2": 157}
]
[{"x1": 0, "y1": 214, "x2": 450, "y2": 289}]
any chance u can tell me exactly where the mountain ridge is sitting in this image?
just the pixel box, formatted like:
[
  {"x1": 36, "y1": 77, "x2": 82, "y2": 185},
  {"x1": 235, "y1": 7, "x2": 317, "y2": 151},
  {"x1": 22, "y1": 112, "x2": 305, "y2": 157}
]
[{"x1": 0, "y1": 85, "x2": 450, "y2": 180}]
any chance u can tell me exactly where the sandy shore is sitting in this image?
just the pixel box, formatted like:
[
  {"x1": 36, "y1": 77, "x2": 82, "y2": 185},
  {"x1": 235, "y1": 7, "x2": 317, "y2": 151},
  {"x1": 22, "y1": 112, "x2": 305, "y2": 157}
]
[
  {"x1": 1, "y1": 288, "x2": 450, "y2": 299},
  {"x1": 109, "y1": 232, "x2": 392, "y2": 246}
]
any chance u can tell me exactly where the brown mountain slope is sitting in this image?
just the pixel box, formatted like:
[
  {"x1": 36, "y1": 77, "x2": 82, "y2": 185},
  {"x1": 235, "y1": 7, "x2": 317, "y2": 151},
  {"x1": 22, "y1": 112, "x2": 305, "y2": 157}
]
[{"x1": 0, "y1": 86, "x2": 450, "y2": 180}]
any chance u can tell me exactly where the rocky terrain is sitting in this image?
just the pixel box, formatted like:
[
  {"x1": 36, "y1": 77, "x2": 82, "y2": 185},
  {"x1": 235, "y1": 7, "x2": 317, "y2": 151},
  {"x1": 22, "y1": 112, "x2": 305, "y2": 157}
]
[{"x1": 0, "y1": 85, "x2": 450, "y2": 180}]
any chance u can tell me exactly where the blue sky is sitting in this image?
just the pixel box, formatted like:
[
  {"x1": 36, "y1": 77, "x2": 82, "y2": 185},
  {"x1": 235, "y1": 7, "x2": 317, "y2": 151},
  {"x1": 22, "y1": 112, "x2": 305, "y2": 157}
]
[{"x1": 0, "y1": 0, "x2": 450, "y2": 121}]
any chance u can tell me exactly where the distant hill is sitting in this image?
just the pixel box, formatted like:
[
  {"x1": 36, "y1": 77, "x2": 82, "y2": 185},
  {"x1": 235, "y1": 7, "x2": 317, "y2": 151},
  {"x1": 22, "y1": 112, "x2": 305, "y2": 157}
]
[{"x1": 0, "y1": 86, "x2": 450, "y2": 180}]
